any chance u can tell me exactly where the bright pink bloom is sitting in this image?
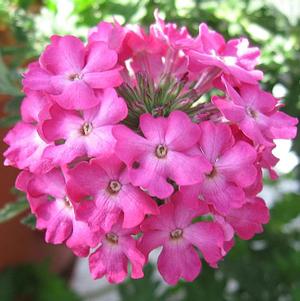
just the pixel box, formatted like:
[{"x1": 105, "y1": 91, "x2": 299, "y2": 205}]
[
  {"x1": 151, "y1": 10, "x2": 191, "y2": 49},
  {"x1": 23, "y1": 35, "x2": 123, "y2": 110},
  {"x1": 67, "y1": 155, "x2": 158, "y2": 231},
  {"x1": 4, "y1": 91, "x2": 52, "y2": 173},
  {"x1": 89, "y1": 217, "x2": 145, "y2": 283},
  {"x1": 216, "y1": 197, "x2": 270, "y2": 240},
  {"x1": 16, "y1": 168, "x2": 98, "y2": 257},
  {"x1": 183, "y1": 121, "x2": 257, "y2": 214},
  {"x1": 41, "y1": 88, "x2": 127, "y2": 166},
  {"x1": 139, "y1": 192, "x2": 225, "y2": 285},
  {"x1": 113, "y1": 111, "x2": 211, "y2": 199},
  {"x1": 88, "y1": 21, "x2": 127, "y2": 54},
  {"x1": 213, "y1": 80, "x2": 298, "y2": 146},
  {"x1": 185, "y1": 24, "x2": 263, "y2": 84}
]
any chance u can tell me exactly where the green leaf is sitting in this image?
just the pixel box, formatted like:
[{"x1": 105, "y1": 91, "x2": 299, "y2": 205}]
[
  {"x1": 21, "y1": 213, "x2": 36, "y2": 229},
  {"x1": 0, "y1": 54, "x2": 22, "y2": 97},
  {"x1": 0, "y1": 198, "x2": 29, "y2": 223},
  {"x1": 0, "y1": 262, "x2": 81, "y2": 301}
]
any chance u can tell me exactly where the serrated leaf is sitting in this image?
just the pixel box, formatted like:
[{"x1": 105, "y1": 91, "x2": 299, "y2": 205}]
[{"x1": 0, "y1": 198, "x2": 29, "y2": 223}]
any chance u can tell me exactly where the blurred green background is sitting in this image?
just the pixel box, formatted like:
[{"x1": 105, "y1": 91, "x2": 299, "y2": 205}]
[{"x1": 0, "y1": 0, "x2": 299, "y2": 300}]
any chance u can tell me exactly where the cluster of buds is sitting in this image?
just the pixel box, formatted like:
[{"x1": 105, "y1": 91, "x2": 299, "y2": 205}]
[{"x1": 4, "y1": 12, "x2": 297, "y2": 284}]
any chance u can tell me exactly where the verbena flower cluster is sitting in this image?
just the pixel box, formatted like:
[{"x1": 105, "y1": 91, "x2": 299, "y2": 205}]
[{"x1": 4, "y1": 12, "x2": 298, "y2": 284}]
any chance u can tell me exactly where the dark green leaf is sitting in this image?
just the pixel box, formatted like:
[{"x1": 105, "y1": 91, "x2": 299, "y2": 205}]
[{"x1": 0, "y1": 198, "x2": 29, "y2": 223}]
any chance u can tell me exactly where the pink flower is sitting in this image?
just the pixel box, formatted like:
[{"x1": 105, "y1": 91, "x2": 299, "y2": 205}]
[
  {"x1": 41, "y1": 88, "x2": 127, "y2": 166},
  {"x1": 113, "y1": 111, "x2": 211, "y2": 199},
  {"x1": 4, "y1": 91, "x2": 52, "y2": 173},
  {"x1": 185, "y1": 24, "x2": 263, "y2": 84},
  {"x1": 88, "y1": 21, "x2": 127, "y2": 55},
  {"x1": 139, "y1": 192, "x2": 225, "y2": 285},
  {"x1": 89, "y1": 217, "x2": 145, "y2": 283},
  {"x1": 216, "y1": 197, "x2": 270, "y2": 240},
  {"x1": 67, "y1": 155, "x2": 159, "y2": 232},
  {"x1": 151, "y1": 10, "x2": 191, "y2": 49},
  {"x1": 183, "y1": 121, "x2": 257, "y2": 214},
  {"x1": 213, "y1": 79, "x2": 298, "y2": 146},
  {"x1": 16, "y1": 168, "x2": 98, "y2": 257},
  {"x1": 23, "y1": 35, "x2": 123, "y2": 110}
]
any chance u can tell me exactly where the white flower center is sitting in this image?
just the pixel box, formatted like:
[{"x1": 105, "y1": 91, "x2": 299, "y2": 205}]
[
  {"x1": 68, "y1": 73, "x2": 82, "y2": 81},
  {"x1": 107, "y1": 180, "x2": 122, "y2": 194},
  {"x1": 106, "y1": 233, "x2": 119, "y2": 244},
  {"x1": 155, "y1": 144, "x2": 168, "y2": 158},
  {"x1": 81, "y1": 122, "x2": 93, "y2": 136},
  {"x1": 170, "y1": 228, "x2": 183, "y2": 240}
]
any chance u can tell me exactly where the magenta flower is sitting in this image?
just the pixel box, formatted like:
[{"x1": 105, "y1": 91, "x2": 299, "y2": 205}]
[
  {"x1": 215, "y1": 197, "x2": 270, "y2": 240},
  {"x1": 139, "y1": 192, "x2": 225, "y2": 285},
  {"x1": 4, "y1": 91, "x2": 52, "y2": 173},
  {"x1": 113, "y1": 111, "x2": 211, "y2": 198},
  {"x1": 186, "y1": 23, "x2": 263, "y2": 84},
  {"x1": 183, "y1": 121, "x2": 257, "y2": 214},
  {"x1": 213, "y1": 79, "x2": 298, "y2": 146},
  {"x1": 89, "y1": 217, "x2": 145, "y2": 283},
  {"x1": 3, "y1": 13, "x2": 298, "y2": 285},
  {"x1": 16, "y1": 168, "x2": 98, "y2": 257},
  {"x1": 225, "y1": 197, "x2": 270, "y2": 240},
  {"x1": 41, "y1": 88, "x2": 127, "y2": 166},
  {"x1": 23, "y1": 35, "x2": 123, "y2": 110},
  {"x1": 88, "y1": 21, "x2": 127, "y2": 55},
  {"x1": 67, "y1": 155, "x2": 159, "y2": 231}
]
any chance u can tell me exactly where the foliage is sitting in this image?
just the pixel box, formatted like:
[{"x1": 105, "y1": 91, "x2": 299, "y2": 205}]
[
  {"x1": 0, "y1": 197, "x2": 29, "y2": 223},
  {"x1": 0, "y1": 262, "x2": 81, "y2": 301}
]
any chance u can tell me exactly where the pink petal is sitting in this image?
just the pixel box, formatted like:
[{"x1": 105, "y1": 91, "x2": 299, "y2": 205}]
[
  {"x1": 167, "y1": 151, "x2": 211, "y2": 185},
  {"x1": 227, "y1": 197, "x2": 270, "y2": 240},
  {"x1": 165, "y1": 111, "x2": 200, "y2": 151},
  {"x1": 21, "y1": 91, "x2": 51, "y2": 123},
  {"x1": 119, "y1": 236, "x2": 145, "y2": 279},
  {"x1": 22, "y1": 62, "x2": 54, "y2": 93},
  {"x1": 83, "y1": 69, "x2": 123, "y2": 89},
  {"x1": 66, "y1": 220, "x2": 99, "y2": 257},
  {"x1": 185, "y1": 222, "x2": 224, "y2": 266},
  {"x1": 53, "y1": 81, "x2": 99, "y2": 110},
  {"x1": 217, "y1": 141, "x2": 257, "y2": 187},
  {"x1": 83, "y1": 42, "x2": 118, "y2": 72},
  {"x1": 139, "y1": 230, "x2": 168, "y2": 258},
  {"x1": 42, "y1": 104, "x2": 82, "y2": 142},
  {"x1": 89, "y1": 244, "x2": 128, "y2": 283},
  {"x1": 118, "y1": 185, "x2": 159, "y2": 228},
  {"x1": 198, "y1": 121, "x2": 234, "y2": 163},
  {"x1": 139, "y1": 114, "x2": 168, "y2": 144},
  {"x1": 212, "y1": 96, "x2": 245, "y2": 123},
  {"x1": 40, "y1": 35, "x2": 85, "y2": 74},
  {"x1": 158, "y1": 243, "x2": 201, "y2": 285},
  {"x1": 83, "y1": 88, "x2": 128, "y2": 126}
]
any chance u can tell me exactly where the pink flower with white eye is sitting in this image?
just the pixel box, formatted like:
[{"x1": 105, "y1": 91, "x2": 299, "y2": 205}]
[
  {"x1": 4, "y1": 91, "x2": 52, "y2": 173},
  {"x1": 66, "y1": 155, "x2": 159, "y2": 232},
  {"x1": 23, "y1": 35, "x2": 123, "y2": 110},
  {"x1": 215, "y1": 197, "x2": 270, "y2": 240},
  {"x1": 183, "y1": 121, "x2": 257, "y2": 214},
  {"x1": 41, "y1": 88, "x2": 127, "y2": 166},
  {"x1": 213, "y1": 79, "x2": 298, "y2": 146},
  {"x1": 16, "y1": 168, "x2": 98, "y2": 257},
  {"x1": 113, "y1": 111, "x2": 211, "y2": 199},
  {"x1": 184, "y1": 23, "x2": 263, "y2": 84},
  {"x1": 139, "y1": 191, "x2": 225, "y2": 285},
  {"x1": 89, "y1": 217, "x2": 145, "y2": 284}
]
